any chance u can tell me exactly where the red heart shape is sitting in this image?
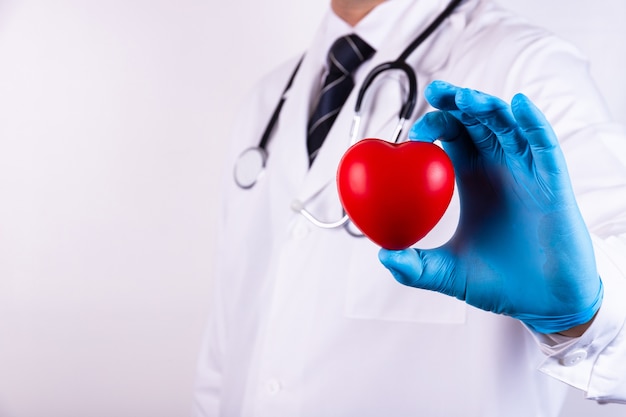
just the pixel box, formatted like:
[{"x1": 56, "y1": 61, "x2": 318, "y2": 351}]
[{"x1": 337, "y1": 138, "x2": 455, "y2": 250}]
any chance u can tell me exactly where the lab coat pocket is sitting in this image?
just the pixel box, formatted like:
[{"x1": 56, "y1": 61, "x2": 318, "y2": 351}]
[{"x1": 344, "y1": 239, "x2": 467, "y2": 323}]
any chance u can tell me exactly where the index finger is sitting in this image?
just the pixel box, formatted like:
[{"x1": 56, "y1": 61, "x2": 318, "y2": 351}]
[
  {"x1": 424, "y1": 80, "x2": 462, "y2": 111},
  {"x1": 455, "y1": 88, "x2": 528, "y2": 158}
]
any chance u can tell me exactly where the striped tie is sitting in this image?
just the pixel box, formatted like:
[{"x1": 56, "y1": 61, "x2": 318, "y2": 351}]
[{"x1": 307, "y1": 34, "x2": 375, "y2": 165}]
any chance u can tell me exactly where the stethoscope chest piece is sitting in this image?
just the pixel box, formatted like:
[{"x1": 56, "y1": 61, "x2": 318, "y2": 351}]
[{"x1": 233, "y1": 147, "x2": 268, "y2": 189}]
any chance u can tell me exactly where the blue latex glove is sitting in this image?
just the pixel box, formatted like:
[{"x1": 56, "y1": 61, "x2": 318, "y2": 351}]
[{"x1": 378, "y1": 81, "x2": 603, "y2": 334}]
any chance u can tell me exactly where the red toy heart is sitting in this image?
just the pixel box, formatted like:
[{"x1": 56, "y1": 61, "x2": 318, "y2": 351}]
[{"x1": 337, "y1": 138, "x2": 455, "y2": 250}]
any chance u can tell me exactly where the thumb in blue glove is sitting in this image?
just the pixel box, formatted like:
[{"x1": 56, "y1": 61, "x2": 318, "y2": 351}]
[{"x1": 379, "y1": 81, "x2": 602, "y2": 335}]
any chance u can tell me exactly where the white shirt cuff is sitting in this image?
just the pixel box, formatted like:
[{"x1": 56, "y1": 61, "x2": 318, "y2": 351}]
[{"x1": 531, "y1": 235, "x2": 626, "y2": 402}]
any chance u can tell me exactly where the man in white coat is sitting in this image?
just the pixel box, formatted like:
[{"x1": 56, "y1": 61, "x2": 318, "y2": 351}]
[{"x1": 193, "y1": 0, "x2": 626, "y2": 415}]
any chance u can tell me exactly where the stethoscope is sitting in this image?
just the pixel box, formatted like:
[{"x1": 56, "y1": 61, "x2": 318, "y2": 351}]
[{"x1": 233, "y1": 0, "x2": 463, "y2": 233}]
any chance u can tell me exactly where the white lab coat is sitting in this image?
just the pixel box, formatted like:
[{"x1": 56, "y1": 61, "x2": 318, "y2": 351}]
[{"x1": 193, "y1": 0, "x2": 626, "y2": 415}]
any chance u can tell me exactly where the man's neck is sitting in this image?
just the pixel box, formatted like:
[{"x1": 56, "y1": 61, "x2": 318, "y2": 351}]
[{"x1": 331, "y1": 0, "x2": 387, "y2": 26}]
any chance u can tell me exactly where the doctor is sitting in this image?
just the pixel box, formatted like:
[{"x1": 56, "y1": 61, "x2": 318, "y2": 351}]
[{"x1": 193, "y1": 0, "x2": 626, "y2": 415}]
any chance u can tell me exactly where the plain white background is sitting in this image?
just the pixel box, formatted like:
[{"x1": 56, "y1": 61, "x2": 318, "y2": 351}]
[{"x1": 0, "y1": 1, "x2": 624, "y2": 416}]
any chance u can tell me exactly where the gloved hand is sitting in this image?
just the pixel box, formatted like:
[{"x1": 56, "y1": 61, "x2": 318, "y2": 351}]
[{"x1": 378, "y1": 80, "x2": 603, "y2": 334}]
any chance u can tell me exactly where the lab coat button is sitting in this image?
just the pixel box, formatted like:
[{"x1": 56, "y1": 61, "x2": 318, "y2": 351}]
[
  {"x1": 265, "y1": 379, "x2": 282, "y2": 395},
  {"x1": 560, "y1": 349, "x2": 588, "y2": 366}
]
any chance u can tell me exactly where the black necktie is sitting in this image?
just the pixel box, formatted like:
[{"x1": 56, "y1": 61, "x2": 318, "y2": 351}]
[{"x1": 306, "y1": 34, "x2": 375, "y2": 165}]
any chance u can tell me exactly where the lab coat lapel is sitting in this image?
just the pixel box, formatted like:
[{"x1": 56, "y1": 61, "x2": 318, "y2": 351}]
[{"x1": 268, "y1": 45, "x2": 324, "y2": 197}]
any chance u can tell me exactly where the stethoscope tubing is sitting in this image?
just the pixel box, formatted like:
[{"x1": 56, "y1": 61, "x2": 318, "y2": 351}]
[
  {"x1": 250, "y1": 0, "x2": 463, "y2": 158},
  {"x1": 234, "y1": 0, "x2": 465, "y2": 229}
]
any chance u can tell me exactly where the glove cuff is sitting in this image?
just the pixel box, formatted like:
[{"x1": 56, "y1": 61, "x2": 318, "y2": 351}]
[{"x1": 515, "y1": 278, "x2": 604, "y2": 334}]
